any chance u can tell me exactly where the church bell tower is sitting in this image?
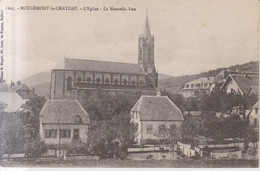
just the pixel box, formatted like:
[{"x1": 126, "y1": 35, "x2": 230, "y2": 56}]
[{"x1": 138, "y1": 12, "x2": 158, "y2": 87}]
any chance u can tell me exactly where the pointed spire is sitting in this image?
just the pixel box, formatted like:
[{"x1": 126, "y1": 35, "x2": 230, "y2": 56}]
[{"x1": 143, "y1": 9, "x2": 151, "y2": 38}]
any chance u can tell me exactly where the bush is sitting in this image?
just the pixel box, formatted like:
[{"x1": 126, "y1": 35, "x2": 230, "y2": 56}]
[
  {"x1": 24, "y1": 139, "x2": 47, "y2": 158},
  {"x1": 67, "y1": 140, "x2": 88, "y2": 155}
]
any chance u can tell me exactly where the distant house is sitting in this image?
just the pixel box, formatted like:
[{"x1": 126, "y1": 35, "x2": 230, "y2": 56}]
[
  {"x1": 220, "y1": 73, "x2": 259, "y2": 96},
  {"x1": 0, "y1": 81, "x2": 26, "y2": 112},
  {"x1": 182, "y1": 77, "x2": 214, "y2": 97},
  {"x1": 130, "y1": 95, "x2": 184, "y2": 145},
  {"x1": 246, "y1": 86, "x2": 259, "y2": 97},
  {"x1": 39, "y1": 100, "x2": 90, "y2": 148},
  {"x1": 15, "y1": 83, "x2": 38, "y2": 99},
  {"x1": 247, "y1": 101, "x2": 259, "y2": 126}
]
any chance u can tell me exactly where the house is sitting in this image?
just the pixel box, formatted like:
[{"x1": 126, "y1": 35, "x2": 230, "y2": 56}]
[
  {"x1": 182, "y1": 77, "x2": 214, "y2": 97},
  {"x1": 247, "y1": 101, "x2": 259, "y2": 126},
  {"x1": 130, "y1": 95, "x2": 184, "y2": 145},
  {"x1": 220, "y1": 73, "x2": 259, "y2": 96},
  {"x1": 0, "y1": 81, "x2": 27, "y2": 112},
  {"x1": 15, "y1": 83, "x2": 38, "y2": 99},
  {"x1": 39, "y1": 100, "x2": 90, "y2": 149}
]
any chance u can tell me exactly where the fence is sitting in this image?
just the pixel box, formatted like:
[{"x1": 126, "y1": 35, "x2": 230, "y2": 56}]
[{"x1": 177, "y1": 142, "x2": 197, "y2": 157}]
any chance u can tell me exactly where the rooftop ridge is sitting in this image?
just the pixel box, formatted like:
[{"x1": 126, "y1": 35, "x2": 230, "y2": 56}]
[{"x1": 65, "y1": 57, "x2": 140, "y2": 66}]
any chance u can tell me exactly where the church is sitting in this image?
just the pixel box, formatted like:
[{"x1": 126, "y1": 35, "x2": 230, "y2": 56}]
[{"x1": 50, "y1": 14, "x2": 158, "y2": 100}]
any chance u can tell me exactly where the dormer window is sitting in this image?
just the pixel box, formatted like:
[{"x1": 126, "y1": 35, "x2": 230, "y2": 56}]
[{"x1": 75, "y1": 116, "x2": 82, "y2": 123}]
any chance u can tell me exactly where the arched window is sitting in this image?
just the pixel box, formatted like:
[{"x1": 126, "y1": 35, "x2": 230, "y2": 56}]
[
  {"x1": 67, "y1": 76, "x2": 72, "y2": 90},
  {"x1": 123, "y1": 79, "x2": 128, "y2": 85},
  {"x1": 86, "y1": 77, "x2": 92, "y2": 83},
  {"x1": 105, "y1": 78, "x2": 110, "y2": 84},
  {"x1": 77, "y1": 76, "x2": 82, "y2": 83},
  {"x1": 96, "y1": 78, "x2": 101, "y2": 84},
  {"x1": 114, "y1": 79, "x2": 119, "y2": 85},
  {"x1": 131, "y1": 80, "x2": 136, "y2": 86}
]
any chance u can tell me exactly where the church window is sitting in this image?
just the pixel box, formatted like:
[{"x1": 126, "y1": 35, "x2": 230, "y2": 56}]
[
  {"x1": 96, "y1": 78, "x2": 101, "y2": 84},
  {"x1": 77, "y1": 77, "x2": 82, "y2": 83},
  {"x1": 123, "y1": 79, "x2": 128, "y2": 85},
  {"x1": 131, "y1": 80, "x2": 136, "y2": 85},
  {"x1": 114, "y1": 79, "x2": 119, "y2": 85},
  {"x1": 148, "y1": 47, "x2": 152, "y2": 62},
  {"x1": 105, "y1": 78, "x2": 110, "y2": 84},
  {"x1": 86, "y1": 77, "x2": 92, "y2": 83},
  {"x1": 67, "y1": 76, "x2": 72, "y2": 91}
]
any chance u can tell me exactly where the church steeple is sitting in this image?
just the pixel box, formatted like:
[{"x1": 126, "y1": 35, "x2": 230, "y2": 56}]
[
  {"x1": 138, "y1": 11, "x2": 158, "y2": 88},
  {"x1": 143, "y1": 11, "x2": 151, "y2": 38}
]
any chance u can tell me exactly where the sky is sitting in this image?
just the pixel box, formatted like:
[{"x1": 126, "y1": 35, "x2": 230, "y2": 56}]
[{"x1": 3, "y1": 0, "x2": 259, "y2": 82}]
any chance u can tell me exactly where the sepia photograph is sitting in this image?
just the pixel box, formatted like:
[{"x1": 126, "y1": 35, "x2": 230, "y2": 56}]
[{"x1": 0, "y1": 0, "x2": 259, "y2": 168}]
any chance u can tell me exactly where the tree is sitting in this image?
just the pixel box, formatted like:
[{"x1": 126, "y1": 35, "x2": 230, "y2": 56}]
[
  {"x1": 88, "y1": 112, "x2": 138, "y2": 158},
  {"x1": 224, "y1": 115, "x2": 247, "y2": 146},
  {"x1": 0, "y1": 112, "x2": 25, "y2": 160},
  {"x1": 21, "y1": 96, "x2": 46, "y2": 139},
  {"x1": 21, "y1": 97, "x2": 46, "y2": 158},
  {"x1": 247, "y1": 119, "x2": 259, "y2": 149},
  {"x1": 23, "y1": 138, "x2": 46, "y2": 158},
  {"x1": 79, "y1": 91, "x2": 139, "y2": 121},
  {"x1": 181, "y1": 115, "x2": 200, "y2": 145},
  {"x1": 154, "y1": 124, "x2": 181, "y2": 150}
]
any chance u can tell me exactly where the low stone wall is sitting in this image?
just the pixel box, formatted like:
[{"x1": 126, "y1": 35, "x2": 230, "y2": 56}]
[
  {"x1": 210, "y1": 150, "x2": 242, "y2": 159},
  {"x1": 128, "y1": 152, "x2": 176, "y2": 160}
]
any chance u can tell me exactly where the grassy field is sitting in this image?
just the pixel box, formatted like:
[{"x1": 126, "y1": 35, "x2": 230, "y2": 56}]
[{"x1": 1, "y1": 158, "x2": 258, "y2": 168}]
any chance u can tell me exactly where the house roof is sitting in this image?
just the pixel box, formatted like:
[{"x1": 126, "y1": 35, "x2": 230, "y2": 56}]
[
  {"x1": 0, "y1": 82, "x2": 13, "y2": 92},
  {"x1": 252, "y1": 101, "x2": 259, "y2": 109},
  {"x1": 131, "y1": 96, "x2": 184, "y2": 121},
  {"x1": 0, "y1": 92, "x2": 27, "y2": 112},
  {"x1": 249, "y1": 86, "x2": 259, "y2": 96},
  {"x1": 39, "y1": 100, "x2": 90, "y2": 124},
  {"x1": 185, "y1": 77, "x2": 214, "y2": 85},
  {"x1": 16, "y1": 90, "x2": 38, "y2": 99},
  {"x1": 223, "y1": 74, "x2": 259, "y2": 94},
  {"x1": 0, "y1": 82, "x2": 27, "y2": 112},
  {"x1": 15, "y1": 83, "x2": 38, "y2": 99},
  {"x1": 15, "y1": 83, "x2": 30, "y2": 91},
  {"x1": 59, "y1": 58, "x2": 146, "y2": 75}
]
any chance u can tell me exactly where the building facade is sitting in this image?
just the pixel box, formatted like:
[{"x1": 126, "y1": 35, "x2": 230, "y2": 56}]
[
  {"x1": 39, "y1": 100, "x2": 90, "y2": 148},
  {"x1": 130, "y1": 95, "x2": 184, "y2": 145},
  {"x1": 50, "y1": 14, "x2": 158, "y2": 100},
  {"x1": 247, "y1": 101, "x2": 259, "y2": 126},
  {"x1": 220, "y1": 73, "x2": 259, "y2": 96},
  {"x1": 182, "y1": 77, "x2": 214, "y2": 97}
]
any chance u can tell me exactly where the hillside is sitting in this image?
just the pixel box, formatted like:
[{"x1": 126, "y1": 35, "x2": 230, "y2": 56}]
[
  {"x1": 159, "y1": 61, "x2": 259, "y2": 94},
  {"x1": 22, "y1": 61, "x2": 259, "y2": 97},
  {"x1": 21, "y1": 71, "x2": 51, "y2": 97}
]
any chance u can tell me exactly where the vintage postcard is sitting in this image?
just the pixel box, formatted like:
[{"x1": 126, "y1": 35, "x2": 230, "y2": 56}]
[{"x1": 0, "y1": 0, "x2": 259, "y2": 168}]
